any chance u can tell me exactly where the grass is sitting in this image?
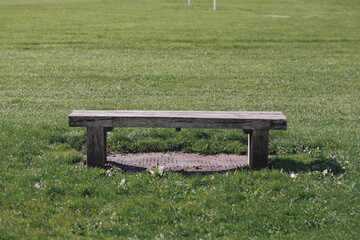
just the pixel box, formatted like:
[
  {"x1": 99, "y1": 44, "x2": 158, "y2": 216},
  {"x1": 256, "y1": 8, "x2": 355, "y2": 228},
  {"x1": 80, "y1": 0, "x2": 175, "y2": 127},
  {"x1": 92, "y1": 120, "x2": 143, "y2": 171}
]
[{"x1": 0, "y1": 0, "x2": 360, "y2": 238}]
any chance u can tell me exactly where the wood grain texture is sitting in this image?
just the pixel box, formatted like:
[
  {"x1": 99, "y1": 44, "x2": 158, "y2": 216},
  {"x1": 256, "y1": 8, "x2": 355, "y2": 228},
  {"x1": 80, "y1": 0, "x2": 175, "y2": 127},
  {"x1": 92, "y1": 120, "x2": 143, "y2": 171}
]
[
  {"x1": 69, "y1": 110, "x2": 287, "y2": 130},
  {"x1": 86, "y1": 127, "x2": 107, "y2": 167},
  {"x1": 248, "y1": 130, "x2": 269, "y2": 169}
]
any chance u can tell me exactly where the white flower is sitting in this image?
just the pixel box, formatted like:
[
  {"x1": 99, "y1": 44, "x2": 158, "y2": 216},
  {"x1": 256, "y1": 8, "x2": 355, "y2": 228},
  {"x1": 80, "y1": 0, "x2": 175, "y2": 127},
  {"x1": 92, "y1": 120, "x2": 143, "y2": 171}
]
[
  {"x1": 322, "y1": 169, "x2": 328, "y2": 177},
  {"x1": 155, "y1": 233, "x2": 164, "y2": 240},
  {"x1": 119, "y1": 179, "x2": 126, "y2": 186},
  {"x1": 34, "y1": 183, "x2": 40, "y2": 188},
  {"x1": 290, "y1": 173, "x2": 298, "y2": 179},
  {"x1": 158, "y1": 166, "x2": 164, "y2": 176}
]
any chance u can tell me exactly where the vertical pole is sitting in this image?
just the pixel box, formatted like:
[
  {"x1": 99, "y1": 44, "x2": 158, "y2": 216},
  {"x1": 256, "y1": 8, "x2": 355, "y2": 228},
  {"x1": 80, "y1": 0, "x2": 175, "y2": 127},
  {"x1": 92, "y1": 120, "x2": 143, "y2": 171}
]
[
  {"x1": 86, "y1": 127, "x2": 107, "y2": 167},
  {"x1": 188, "y1": 0, "x2": 190, "y2": 7},
  {"x1": 213, "y1": 0, "x2": 216, "y2": 10},
  {"x1": 248, "y1": 130, "x2": 269, "y2": 169}
]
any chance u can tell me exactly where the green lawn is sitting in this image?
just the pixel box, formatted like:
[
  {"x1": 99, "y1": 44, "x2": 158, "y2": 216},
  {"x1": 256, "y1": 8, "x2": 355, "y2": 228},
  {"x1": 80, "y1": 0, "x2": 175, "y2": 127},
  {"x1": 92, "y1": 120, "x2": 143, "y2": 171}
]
[{"x1": 0, "y1": 0, "x2": 359, "y2": 238}]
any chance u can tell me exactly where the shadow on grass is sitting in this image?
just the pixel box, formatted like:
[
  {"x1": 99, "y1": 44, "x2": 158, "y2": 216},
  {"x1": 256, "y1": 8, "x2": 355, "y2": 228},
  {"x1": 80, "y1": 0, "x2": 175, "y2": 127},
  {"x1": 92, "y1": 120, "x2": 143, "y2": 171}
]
[
  {"x1": 106, "y1": 160, "x2": 249, "y2": 175},
  {"x1": 107, "y1": 161, "x2": 148, "y2": 173},
  {"x1": 269, "y1": 156, "x2": 345, "y2": 175},
  {"x1": 102, "y1": 153, "x2": 345, "y2": 175}
]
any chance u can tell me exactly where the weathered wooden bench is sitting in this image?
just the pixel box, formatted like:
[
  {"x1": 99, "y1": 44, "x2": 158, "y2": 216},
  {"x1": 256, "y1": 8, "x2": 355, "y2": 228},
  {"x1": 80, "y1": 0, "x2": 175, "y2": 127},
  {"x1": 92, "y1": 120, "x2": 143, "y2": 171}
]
[{"x1": 68, "y1": 110, "x2": 287, "y2": 169}]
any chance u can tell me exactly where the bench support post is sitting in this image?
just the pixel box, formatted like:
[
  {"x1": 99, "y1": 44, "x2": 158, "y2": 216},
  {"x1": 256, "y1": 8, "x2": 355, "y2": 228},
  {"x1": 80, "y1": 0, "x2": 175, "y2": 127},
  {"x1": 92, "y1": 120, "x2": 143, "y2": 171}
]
[
  {"x1": 247, "y1": 130, "x2": 269, "y2": 169},
  {"x1": 86, "y1": 127, "x2": 110, "y2": 167}
]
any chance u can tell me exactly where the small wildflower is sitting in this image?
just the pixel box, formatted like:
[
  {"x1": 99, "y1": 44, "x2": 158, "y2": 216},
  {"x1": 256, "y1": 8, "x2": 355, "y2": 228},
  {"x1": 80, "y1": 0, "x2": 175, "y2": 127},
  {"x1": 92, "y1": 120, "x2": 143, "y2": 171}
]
[
  {"x1": 158, "y1": 166, "x2": 164, "y2": 176},
  {"x1": 290, "y1": 173, "x2": 298, "y2": 179},
  {"x1": 322, "y1": 169, "x2": 328, "y2": 177},
  {"x1": 34, "y1": 183, "x2": 40, "y2": 188},
  {"x1": 119, "y1": 179, "x2": 126, "y2": 186},
  {"x1": 155, "y1": 233, "x2": 164, "y2": 240}
]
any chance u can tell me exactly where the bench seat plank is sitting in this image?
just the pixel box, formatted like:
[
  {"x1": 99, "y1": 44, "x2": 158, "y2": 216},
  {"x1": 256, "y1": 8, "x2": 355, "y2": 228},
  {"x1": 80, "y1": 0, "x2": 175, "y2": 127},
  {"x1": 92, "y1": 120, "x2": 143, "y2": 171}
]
[{"x1": 69, "y1": 110, "x2": 287, "y2": 130}]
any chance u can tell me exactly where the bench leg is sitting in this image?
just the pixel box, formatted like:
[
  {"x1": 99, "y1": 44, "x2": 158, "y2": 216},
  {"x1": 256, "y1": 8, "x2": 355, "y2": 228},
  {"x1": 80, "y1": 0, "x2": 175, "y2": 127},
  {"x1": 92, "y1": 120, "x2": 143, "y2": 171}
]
[
  {"x1": 86, "y1": 127, "x2": 108, "y2": 167},
  {"x1": 247, "y1": 130, "x2": 269, "y2": 169}
]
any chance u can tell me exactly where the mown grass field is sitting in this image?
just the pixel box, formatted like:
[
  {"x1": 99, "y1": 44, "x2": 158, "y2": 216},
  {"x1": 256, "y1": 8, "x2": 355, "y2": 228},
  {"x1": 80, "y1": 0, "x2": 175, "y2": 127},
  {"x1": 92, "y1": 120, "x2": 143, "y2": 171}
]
[{"x1": 0, "y1": 0, "x2": 359, "y2": 238}]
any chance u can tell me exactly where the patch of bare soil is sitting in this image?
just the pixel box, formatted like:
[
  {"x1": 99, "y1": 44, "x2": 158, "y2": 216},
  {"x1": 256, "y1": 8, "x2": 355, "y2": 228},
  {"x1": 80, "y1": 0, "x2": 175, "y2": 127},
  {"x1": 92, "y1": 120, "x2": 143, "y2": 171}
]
[{"x1": 106, "y1": 152, "x2": 249, "y2": 173}]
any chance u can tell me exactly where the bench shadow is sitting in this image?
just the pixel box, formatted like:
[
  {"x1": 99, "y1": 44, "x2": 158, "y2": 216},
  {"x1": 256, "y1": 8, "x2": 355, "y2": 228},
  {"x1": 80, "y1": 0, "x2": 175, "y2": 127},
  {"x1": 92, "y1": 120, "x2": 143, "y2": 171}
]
[
  {"x1": 106, "y1": 161, "x2": 148, "y2": 173},
  {"x1": 98, "y1": 156, "x2": 345, "y2": 175},
  {"x1": 269, "y1": 156, "x2": 345, "y2": 175},
  {"x1": 106, "y1": 160, "x2": 249, "y2": 175}
]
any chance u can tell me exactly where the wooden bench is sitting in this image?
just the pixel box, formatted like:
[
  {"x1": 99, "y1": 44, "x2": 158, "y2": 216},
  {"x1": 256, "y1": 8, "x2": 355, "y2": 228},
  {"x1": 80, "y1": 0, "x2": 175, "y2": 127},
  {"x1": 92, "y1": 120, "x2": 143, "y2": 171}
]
[{"x1": 68, "y1": 110, "x2": 287, "y2": 169}]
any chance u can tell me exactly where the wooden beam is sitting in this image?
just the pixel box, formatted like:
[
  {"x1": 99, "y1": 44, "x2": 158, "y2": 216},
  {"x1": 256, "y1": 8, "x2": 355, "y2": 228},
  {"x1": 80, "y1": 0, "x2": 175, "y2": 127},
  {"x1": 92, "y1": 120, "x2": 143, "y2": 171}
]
[
  {"x1": 86, "y1": 127, "x2": 107, "y2": 167},
  {"x1": 69, "y1": 110, "x2": 287, "y2": 130},
  {"x1": 248, "y1": 130, "x2": 269, "y2": 169}
]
